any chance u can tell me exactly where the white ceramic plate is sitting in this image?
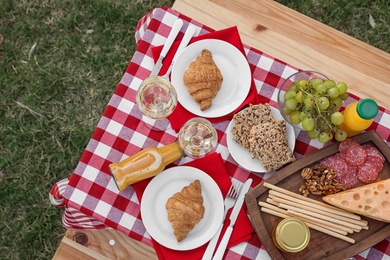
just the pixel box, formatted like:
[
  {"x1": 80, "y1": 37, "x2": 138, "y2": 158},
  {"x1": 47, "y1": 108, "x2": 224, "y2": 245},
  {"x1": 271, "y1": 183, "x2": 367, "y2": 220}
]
[
  {"x1": 171, "y1": 39, "x2": 251, "y2": 118},
  {"x1": 227, "y1": 107, "x2": 296, "y2": 172},
  {"x1": 141, "y1": 166, "x2": 224, "y2": 251}
]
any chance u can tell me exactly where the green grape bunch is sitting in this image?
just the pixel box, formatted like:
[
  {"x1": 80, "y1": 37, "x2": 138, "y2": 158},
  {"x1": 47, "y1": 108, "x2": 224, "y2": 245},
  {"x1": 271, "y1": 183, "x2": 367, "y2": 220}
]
[{"x1": 281, "y1": 77, "x2": 349, "y2": 143}]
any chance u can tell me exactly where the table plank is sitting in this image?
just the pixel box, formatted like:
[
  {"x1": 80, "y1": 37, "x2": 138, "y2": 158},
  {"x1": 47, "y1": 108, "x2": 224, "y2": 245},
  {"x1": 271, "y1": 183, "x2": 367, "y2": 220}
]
[
  {"x1": 172, "y1": 0, "x2": 390, "y2": 109},
  {"x1": 53, "y1": 229, "x2": 157, "y2": 260}
]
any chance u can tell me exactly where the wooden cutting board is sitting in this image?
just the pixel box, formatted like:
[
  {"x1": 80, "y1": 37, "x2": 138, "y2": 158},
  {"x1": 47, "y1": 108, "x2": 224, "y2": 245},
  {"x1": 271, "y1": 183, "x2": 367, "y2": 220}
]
[{"x1": 245, "y1": 131, "x2": 390, "y2": 260}]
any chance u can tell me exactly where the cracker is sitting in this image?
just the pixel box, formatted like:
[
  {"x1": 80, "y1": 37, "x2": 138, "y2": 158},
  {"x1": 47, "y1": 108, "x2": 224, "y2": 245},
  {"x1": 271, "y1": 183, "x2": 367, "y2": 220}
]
[
  {"x1": 248, "y1": 120, "x2": 295, "y2": 171},
  {"x1": 231, "y1": 103, "x2": 295, "y2": 172},
  {"x1": 231, "y1": 103, "x2": 274, "y2": 150}
]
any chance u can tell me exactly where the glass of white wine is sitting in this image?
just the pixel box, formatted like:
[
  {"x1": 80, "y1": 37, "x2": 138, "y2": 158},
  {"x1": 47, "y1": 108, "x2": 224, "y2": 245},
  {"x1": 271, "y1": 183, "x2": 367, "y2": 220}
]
[
  {"x1": 178, "y1": 117, "x2": 218, "y2": 159},
  {"x1": 136, "y1": 75, "x2": 178, "y2": 131}
]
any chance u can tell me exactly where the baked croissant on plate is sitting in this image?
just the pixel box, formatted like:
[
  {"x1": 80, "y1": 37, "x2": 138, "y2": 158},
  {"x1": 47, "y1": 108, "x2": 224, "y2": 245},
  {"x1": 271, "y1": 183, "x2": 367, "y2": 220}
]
[
  {"x1": 165, "y1": 179, "x2": 205, "y2": 242},
  {"x1": 183, "y1": 49, "x2": 223, "y2": 111}
]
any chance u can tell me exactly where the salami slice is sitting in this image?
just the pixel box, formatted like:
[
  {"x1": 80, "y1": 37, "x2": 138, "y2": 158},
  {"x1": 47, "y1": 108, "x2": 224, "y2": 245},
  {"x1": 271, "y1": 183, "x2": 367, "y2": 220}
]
[
  {"x1": 338, "y1": 170, "x2": 358, "y2": 189},
  {"x1": 357, "y1": 158, "x2": 382, "y2": 183},
  {"x1": 320, "y1": 158, "x2": 330, "y2": 168},
  {"x1": 320, "y1": 155, "x2": 334, "y2": 168},
  {"x1": 338, "y1": 139, "x2": 359, "y2": 154},
  {"x1": 362, "y1": 144, "x2": 385, "y2": 163},
  {"x1": 331, "y1": 152, "x2": 346, "y2": 160},
  {"x1": 320, "y1": 153, "x2": 344, "y2": 168},
  {"x1": 327, "y1": 157, "x2": 349, "y2": 179},
  {"x1": 345, "y1": 144, "x2": 367, "y2": 166},
  {"x1": 323, "y1": 154, "x2": 360, "y2": 188},
  {"x1": 320, "y1": 140, "x2": 384, "y2": 187},
  {"x1": 366, "y1": 156, "x2": 384, "y2": 172},
  {"x1": 347, "y1": 164, "x2": 358, "y2": 175}
]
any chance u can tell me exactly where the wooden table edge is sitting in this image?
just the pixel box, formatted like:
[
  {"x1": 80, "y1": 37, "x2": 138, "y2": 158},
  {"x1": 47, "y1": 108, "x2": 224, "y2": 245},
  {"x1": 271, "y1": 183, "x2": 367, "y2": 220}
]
[{"x1": 53, "y1": 229, "x2": 157, "y2": 259}]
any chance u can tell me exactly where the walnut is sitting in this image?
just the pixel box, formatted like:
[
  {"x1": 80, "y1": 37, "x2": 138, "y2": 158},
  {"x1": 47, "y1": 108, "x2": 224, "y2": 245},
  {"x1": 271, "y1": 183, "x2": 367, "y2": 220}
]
[
  {"x1": 301, "y1": 168, "x2": 313, "y2": 179},
  {"x1": 299, "y1": 184, "x2": 310, "y2": 197},
  {"x1": 299, "y1": 164, "x2": 347, "y2": 197}
]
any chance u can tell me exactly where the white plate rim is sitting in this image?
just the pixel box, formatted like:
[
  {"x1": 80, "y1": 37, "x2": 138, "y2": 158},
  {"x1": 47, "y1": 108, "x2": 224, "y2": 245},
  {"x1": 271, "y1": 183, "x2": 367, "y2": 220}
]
[
  {"x1": 171, "y1": 39, "x2": 251, "y2": 118},
  {"x1": 226, "y1": 107, "x2": 296, "y2": 172},
  {"x1": 140, "y1": 166, "x2": 224, "y2": 250}
]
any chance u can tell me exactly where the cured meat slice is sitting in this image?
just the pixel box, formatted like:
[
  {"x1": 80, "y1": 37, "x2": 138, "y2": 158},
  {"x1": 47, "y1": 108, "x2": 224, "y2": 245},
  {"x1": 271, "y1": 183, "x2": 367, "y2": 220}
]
[
  {"x1": 331, "y1": 152, "x2": 346, "y2": 160},
  {"x1": 345, "y1": 144, "x2": 367, "y2": 166},
  {"x1": 329, "y1": 157, "x2": 358, "y2": 188},
  {"x1": 366, "y1": 156, "x2": 384, "y2": 172},
  {"x1": 362, "y1": 144, "x2": 385, "y2": 163},
  {"x1": 347, "y1": 164, "x2": 358, "y2": 175},
  {"x1": 320, "y1": 157, "x2": 331, "y2": 168},
  {"x1": 338, "y1": 139, "x2": 359, "y2": 154},
  {"x1": 341, "y1": 164, "x2": 358, "y2": 188},
  {"x1": 321, "y1": 155, "x2": 359, "y2": 188},
  {"x1": 319, "y1": 156, "x2": 333, "y2": 169},
  {"x1": 338, "y1": 171, "x2": 358, "y2": 189},
  {"x1": 321, "y1": 140, "x2": 385, "y2": 188},
  {"x1": 320, "y1": 153, "x2": 344, "y2": 168},
  {"x1": 327, "y1": 157, "x2": 349, "y2": 179},
  {"x1": 357, "y1": 158, "x2": 382, "y2": 183}
]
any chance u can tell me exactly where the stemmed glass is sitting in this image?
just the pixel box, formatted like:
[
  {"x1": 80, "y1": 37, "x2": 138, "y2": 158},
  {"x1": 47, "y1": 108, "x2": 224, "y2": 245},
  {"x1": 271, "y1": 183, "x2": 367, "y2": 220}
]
[
  {"x1": 136, "y1": 75, "x2": 178, "y2": 131},
  {"x1": 178, "y1": 117, "x2": 218, "y2": 158}
]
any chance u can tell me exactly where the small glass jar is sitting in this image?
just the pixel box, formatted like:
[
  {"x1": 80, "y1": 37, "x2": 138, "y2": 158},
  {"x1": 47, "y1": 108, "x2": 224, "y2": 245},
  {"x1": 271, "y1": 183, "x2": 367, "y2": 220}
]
[{"x1": 272, "y1": 218, "x2": 310, "y2": 253}]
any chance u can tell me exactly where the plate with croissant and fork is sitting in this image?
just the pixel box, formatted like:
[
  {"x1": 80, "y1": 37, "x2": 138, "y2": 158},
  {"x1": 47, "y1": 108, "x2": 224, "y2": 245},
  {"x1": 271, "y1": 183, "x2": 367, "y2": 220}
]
[
  {"x1": 171, "y1": 39, "x2": 251, "y2": 118},
  {"x1": 141, "y1": 166, "x2": 224, "y2": 250}
]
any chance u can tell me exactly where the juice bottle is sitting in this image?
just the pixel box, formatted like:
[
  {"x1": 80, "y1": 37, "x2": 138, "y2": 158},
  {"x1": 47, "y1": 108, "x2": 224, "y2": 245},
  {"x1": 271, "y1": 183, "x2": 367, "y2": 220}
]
[
  {"x1": 338, "y1": 98, "x2": 378, "y2": 137},
  {"x1": 109, "y1": 142, "x2": 184, "y2": 191}
]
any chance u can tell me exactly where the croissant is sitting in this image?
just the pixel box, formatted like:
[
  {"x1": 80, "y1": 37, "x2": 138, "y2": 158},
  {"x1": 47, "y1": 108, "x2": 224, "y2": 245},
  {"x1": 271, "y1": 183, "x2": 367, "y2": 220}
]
[
  {"x1": 183, "y1": 49, "x2": 223, "y2": 111},
  {"x1": 165, "y1": 180, "x2": 205, "y2": 242}
]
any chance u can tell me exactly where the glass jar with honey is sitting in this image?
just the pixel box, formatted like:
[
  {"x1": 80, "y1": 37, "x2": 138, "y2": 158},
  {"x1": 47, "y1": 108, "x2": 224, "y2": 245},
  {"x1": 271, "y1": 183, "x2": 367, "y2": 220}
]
[{"x1": 272, "y1": 218, "x2": 310, "y2": 253}]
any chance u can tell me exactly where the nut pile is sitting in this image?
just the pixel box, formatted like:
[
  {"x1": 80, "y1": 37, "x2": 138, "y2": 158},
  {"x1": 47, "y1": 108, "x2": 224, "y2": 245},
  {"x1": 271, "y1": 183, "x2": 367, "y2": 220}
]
[{"x1": 299, "y1": 164, "x2": 346, "y2": 197}]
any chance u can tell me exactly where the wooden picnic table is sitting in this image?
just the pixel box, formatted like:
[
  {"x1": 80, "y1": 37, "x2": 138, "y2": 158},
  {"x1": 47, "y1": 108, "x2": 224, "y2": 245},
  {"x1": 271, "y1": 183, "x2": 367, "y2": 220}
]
[
  {"x1": 173, "y1": 0, "x2": 390, "y2": 109},
  {"x1": 52, "y1": 0, "x2": 390, "y2": 259}
]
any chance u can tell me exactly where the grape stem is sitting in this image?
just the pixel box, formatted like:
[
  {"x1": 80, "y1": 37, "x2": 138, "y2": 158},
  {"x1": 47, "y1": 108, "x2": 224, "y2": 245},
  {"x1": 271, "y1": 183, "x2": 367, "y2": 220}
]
[
  {"x1": 300, "y1": 87, "x2": 335, "y2": 132},
  {"x1": 312, "y1": 96, "x2": 322, "y2": 118}
]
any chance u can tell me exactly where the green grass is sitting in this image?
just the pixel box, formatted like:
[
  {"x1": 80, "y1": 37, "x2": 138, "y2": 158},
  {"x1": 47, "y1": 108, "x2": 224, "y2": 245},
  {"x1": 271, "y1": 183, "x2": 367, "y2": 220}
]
[
  {"x1": 0, "y1": 0, "x2": 174, "y2": 259},
  {"x1": 0, "y1": 0, "x2": 388, "y2": 259},
  {"x1": 276, "y1": 0, "x2": 390, "y2": 53}
]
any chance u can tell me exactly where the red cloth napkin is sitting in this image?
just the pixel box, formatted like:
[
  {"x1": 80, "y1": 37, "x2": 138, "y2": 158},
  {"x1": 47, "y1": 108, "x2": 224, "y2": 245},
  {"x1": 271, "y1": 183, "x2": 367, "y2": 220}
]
[
  {"x1": 133, "y1": 152, "x2": 253, "y2": 260},
  {"x1": 152, "y1": 26, "x2": 261, "y2": 132}
]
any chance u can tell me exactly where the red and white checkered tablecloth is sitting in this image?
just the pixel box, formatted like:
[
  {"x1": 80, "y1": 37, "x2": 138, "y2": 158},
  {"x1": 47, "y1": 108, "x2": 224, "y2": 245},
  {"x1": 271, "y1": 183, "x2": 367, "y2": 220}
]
[{"x1": 50, "y1": 6, "x2": 390, "y2": 259}]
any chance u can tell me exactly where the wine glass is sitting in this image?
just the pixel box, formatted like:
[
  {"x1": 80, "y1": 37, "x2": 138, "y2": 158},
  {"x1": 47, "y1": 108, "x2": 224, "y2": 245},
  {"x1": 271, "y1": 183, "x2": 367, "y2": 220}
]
[
  {"x1": 178, "y1": 117, "x2": 218, "y2": 158},
  {"x1": 136, "y1": 75, "x2": 178, "y2": 131}
]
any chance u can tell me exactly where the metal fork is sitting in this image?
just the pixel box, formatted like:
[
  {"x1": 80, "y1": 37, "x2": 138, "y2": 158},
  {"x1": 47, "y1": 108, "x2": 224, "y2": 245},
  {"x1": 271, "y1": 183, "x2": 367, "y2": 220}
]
[{"x1": 202, "y1": 180, "x2": 243, "y2": 260}]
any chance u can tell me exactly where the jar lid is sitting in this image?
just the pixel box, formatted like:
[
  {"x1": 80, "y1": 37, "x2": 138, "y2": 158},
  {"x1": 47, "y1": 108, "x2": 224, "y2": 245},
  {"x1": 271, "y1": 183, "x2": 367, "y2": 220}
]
[
  {"x1": 275, "y1": 218, "x2": 310, "y2": 252},
  {"x1": 356, "y1": 98, "x2": 378, "y2": 120}
]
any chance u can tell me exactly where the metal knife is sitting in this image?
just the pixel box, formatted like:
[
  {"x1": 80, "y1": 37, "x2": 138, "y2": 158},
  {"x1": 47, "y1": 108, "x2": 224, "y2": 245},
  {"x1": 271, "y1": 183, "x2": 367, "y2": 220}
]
[
  {"x1": 212, "y1": 178, "x2": 253, "y2": 260},
  {"x1": 162, "y1": 25, "x2": 196, "y2": 79},
  {"x1": 150, "y1": 19, "x2": 183, "y2": 76}
]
